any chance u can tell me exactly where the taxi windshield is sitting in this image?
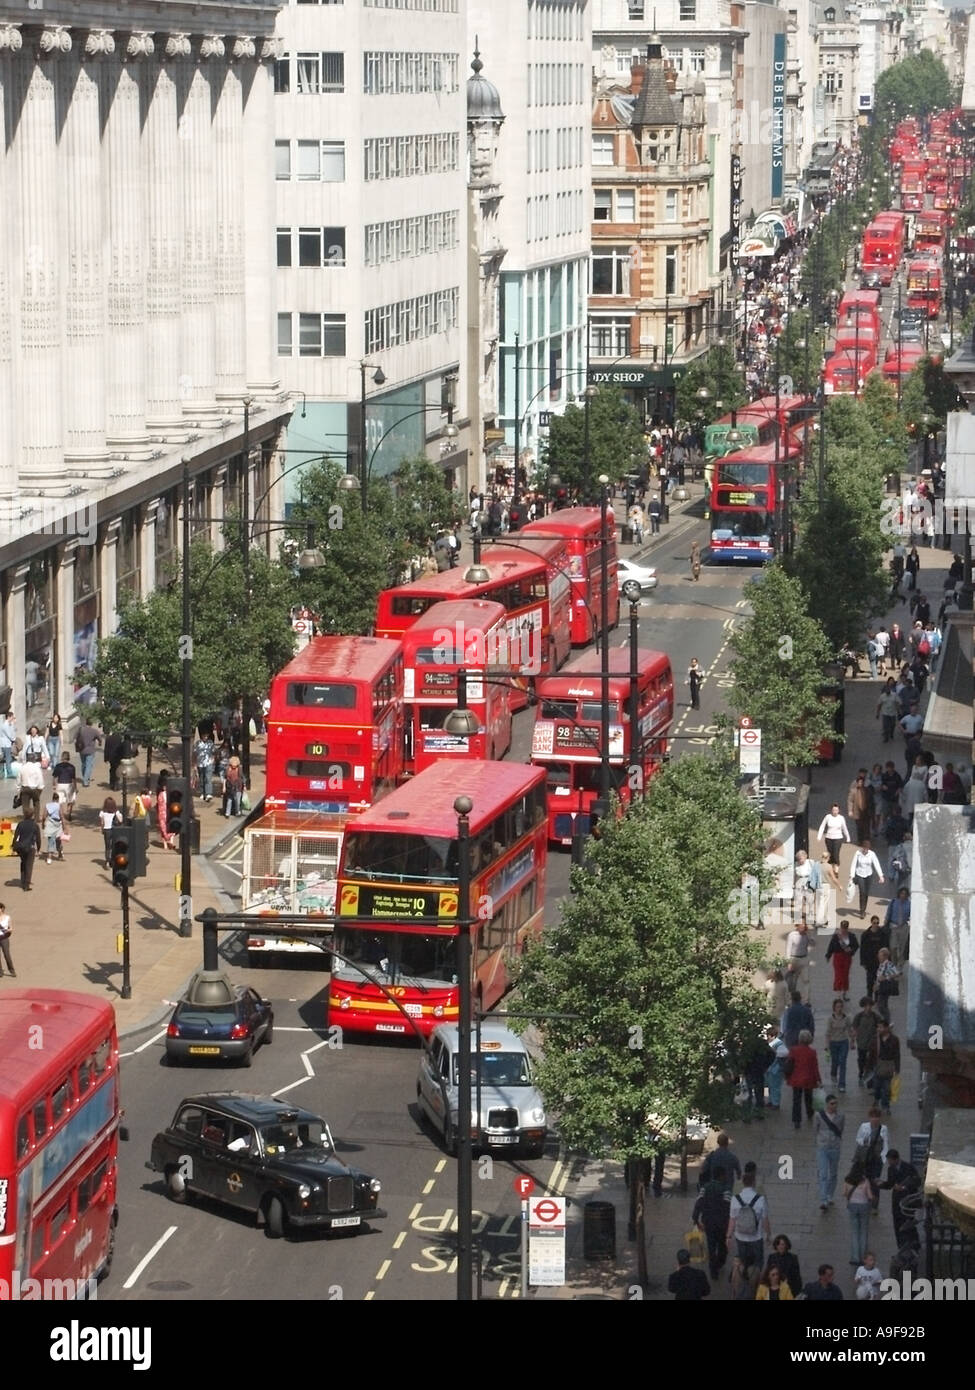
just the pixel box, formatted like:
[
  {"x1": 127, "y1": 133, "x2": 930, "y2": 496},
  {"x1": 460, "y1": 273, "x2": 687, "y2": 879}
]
[
  {"x1": 259, "y1": 1119, "x2": 328, "y2": 1155},
  {"x1": 453, "y1": 1050, "x2": 533, "y2": 1087}
]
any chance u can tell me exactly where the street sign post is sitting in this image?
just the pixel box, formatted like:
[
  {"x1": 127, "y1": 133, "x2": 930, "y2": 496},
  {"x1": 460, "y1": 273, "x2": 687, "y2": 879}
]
[
  {"x1": 739, "y1": 722, "x2": 762, "y2": 775},
  {"x1": 514, "y1": 1175, "x2": 536, "y2": 1296},
  {"x1": 528, "y1": 1195, "x2": 567, "y2": 1288}
]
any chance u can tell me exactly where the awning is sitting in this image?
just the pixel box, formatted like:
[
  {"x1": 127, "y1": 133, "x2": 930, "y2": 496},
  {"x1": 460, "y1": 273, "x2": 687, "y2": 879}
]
[
  {"x1": 739, "y1": 236, "x2": 777, "y2": 257},
  {"x1": 754, "y1": 210, "x2": 797, "y2": 241}
]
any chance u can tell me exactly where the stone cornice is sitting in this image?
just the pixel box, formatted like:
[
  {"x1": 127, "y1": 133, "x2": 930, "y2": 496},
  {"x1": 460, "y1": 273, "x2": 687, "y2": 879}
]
[{"x1": 0, "y1": 3, "x2": 279, "y2": 42}]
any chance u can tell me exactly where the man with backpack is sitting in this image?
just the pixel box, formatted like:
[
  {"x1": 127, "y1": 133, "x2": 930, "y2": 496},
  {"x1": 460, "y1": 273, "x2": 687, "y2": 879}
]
[{"x1": 727, "y1": 1162, "x2": 770, "y2": 1272}]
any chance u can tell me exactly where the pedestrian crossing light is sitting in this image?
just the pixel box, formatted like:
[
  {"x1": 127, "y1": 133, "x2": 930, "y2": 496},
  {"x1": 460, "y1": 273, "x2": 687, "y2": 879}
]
[
  {"x1": 167, "y1": 778, "x2": 188, "y2": 836},
  {"x1": 111, "y1": 827, "x2": 133, "y2": 888}
]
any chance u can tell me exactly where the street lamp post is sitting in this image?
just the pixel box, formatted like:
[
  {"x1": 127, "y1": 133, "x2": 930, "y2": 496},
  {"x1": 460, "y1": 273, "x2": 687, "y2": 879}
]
[
  {"x1": 359, "y1": 360, "x2": 386, "y2": 514},
  {"x1": 512, "y1": 333, "x2": 521, "y2": 515},
  {"x1": 118, "y1": 743, "x2": 138, "y2": 999},
  {"x1": 622, "y1": 580, "x2": 642, "y2": 797},
  {"x1": 581, "y1": 384, "x2": 599, "y2": 504},
  {"x1": 180, "y1": 458, "x2": 193, "y2": 938},
  {"x1": 594, "y1": 476, "x2": 612, "y2": 829},
  {"x1": 454, "y1": 793, "x2": 474, "y2": 1303}
]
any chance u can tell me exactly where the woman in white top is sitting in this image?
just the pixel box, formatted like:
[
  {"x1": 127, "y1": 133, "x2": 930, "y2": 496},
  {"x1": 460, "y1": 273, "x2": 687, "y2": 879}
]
[
  {"x1": 98, "y1": 797, "x2": 122, "y2": 869},
  {"x1": 849, "y1": 839, "x2": 885, "y2": 918},
  {"x1": 817, "y1": 804, "x2": 851, "y2": 867}
]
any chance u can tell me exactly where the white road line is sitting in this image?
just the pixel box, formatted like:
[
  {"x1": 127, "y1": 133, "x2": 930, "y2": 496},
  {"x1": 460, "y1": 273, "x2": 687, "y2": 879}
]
[
  {"x1": 120, "y1": 1029, "x2": 167, "y2": 1058},
  {"x1": 122, "y1": 1226, "x2": 178, "y2": 1289},
  {"x1": 272, "y1": 1075, "x2": 313, "y2": 1096},
  {"x1": 272, "y1": 1037, "x2": 332, "y2": 1096}
]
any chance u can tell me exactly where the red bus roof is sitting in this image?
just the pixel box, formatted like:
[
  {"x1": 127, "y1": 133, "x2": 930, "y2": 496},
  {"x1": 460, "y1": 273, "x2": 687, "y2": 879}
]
[
  {"x1": 346, "y1": 759, "x2": 546, "y2": 839},
  {"x1": 0, "y1": 990, "x2": 116, "y2": 1108},
  {"x1": 715, "y1": 441, "x2": 800, "y2": 463},
  {"x1": 522, "y1": 507, "x2": 605, "y2": 540},
  {"x1": 535, "y1": 647, "x2": 671, "y2": 702},
  {"x1": 399, "y1": 598, "x2": 507, "y2": 647},
  {"x1": 382, "y1": 552, "x2": 545, "y2": 605},
  {"x1": 273, "y1": 636, "x2": 402, "y2": 685},
  {"x1": 480, "y1": 536, "x2": 566, "y2": 568},
  {"x1": 840, "y1": 290, "x2": 882, "y2": 310}
]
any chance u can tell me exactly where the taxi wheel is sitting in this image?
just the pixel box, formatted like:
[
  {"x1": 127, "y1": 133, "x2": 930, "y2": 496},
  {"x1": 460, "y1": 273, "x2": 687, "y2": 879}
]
[
  {"x1": 166, "y1": 1167, "x2": 188, "y2": 1204},
  {"x1": 264, "y1": 1195, "x2": 287, "y2": 1240}
]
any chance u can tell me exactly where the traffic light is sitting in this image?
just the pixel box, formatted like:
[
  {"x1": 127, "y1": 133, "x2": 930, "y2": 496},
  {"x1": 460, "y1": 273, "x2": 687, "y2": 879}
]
[
  {"x1": 508, "y1": 505, "x2": 523, "y2": 532},
  {"x1": 127, "y1": 818, "x2": 148, "y2": 879},
  {"x1": 110, "y1": 827, "x2": 133, "y2": 888},
  {"x1": 166, "y1": 778, "x2": 188, "y2": 836}
]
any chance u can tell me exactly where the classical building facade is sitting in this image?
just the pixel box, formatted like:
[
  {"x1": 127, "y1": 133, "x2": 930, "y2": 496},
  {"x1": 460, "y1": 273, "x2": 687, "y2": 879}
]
[
  {"x1": 590, "y1": 41, "x2": 715, "y2": 422},
  {"x1": 0, "y1": 0, "x2": 286, "y2": 730},
  {"x1": 272, "y1": 0, "x2": 470, "y2": 502}
]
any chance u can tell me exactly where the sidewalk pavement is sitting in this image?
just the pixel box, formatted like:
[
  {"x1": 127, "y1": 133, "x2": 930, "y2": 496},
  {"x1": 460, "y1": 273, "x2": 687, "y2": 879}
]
[
  {"x1": 540, "y1": 538, "x2": 952, "y2": 1300},
  {"x1": 0, "y1": 746, "x2": 250, "y2": 1037}
]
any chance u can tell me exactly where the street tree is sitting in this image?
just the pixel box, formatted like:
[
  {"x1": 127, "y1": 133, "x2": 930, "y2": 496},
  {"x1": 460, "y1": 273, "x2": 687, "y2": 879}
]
[
  {"x1": 875, "y1": 51, "x2": 952, "y2": 123},
  {"x1": 674, "y1": 343, "x2": 747, "y2": 427},
  {"x1": 727, "y1": 565, "x2": 837, "y2": 768},
  {"x1": 516, "y1": 750, "x2": 769, "y2": 1287},
  {"x1": 542, "y1": 385, "x2": 645, "y2": 496}
]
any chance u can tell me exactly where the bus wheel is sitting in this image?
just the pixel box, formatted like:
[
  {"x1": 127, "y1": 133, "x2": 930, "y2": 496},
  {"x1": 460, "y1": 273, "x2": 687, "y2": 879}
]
[
  {"x1": 166, "y1": 1167, "x2": 188, "y2": 1204},
  {"x1": 98, "y1": 1215, "x2": 118, "y2": 1281},
  {"x1": 264, "y1": 1195, "x2": 287, "y2": 1239}
]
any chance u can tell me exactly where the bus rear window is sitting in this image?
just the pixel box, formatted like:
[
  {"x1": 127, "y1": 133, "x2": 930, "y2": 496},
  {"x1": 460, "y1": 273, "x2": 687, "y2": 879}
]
[
  {"x1": 391, "y1": 596, "x2": 436, "y2": 618},
  {"x1": 285, "y1": 682, "x2": 357, "y2": 709},
  {"x1": 285, "y1": 759, "x2": 352, "y2": 781}
]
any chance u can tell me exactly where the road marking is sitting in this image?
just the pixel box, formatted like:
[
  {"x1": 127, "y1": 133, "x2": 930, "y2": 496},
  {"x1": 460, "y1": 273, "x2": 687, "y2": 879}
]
[
  {"x1": 422, "y1": 1178, "x2": 436, "y2": 1195},
  {"x1": 119, "y1": 1028, "x2": 167, "y2": 1058},
  {"x1": 392, "y1": 1231, "x2": 406, "y2": 1250},
  {"x1": 122, "y1": 1226, "x2": 178, "y2": 1289},
  {"x1": 434, "y1": 1159, "x2": 447, "y2": 1174},
  {"x1": 375, "y1": 1259, "x2": 391, "y2": 1281},
  {"x1": 272, "y1": 1075, "x2": 312, "y2": 1096},
  {"x1": 409, "y1": 1202, "x2": 423, "y2": 1220},
  {"x1": 272, "y1": 1037, "x2": 332, "y2": 1095}
]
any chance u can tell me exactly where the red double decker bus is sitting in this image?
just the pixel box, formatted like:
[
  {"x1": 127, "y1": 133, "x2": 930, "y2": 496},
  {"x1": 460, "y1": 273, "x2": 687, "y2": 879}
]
[
  {"x1": 531, "y1": 648, "x2": 673, "y2": 845},
  {"x1": 906, "y1": 257, "x2": 943, "y2": 319},
  {"x1": 264, "y1": 636, "x2": 404, "y2": 813},
  {"x1": 709, "y1": 442, "x2": 799, "y2": 561},
  {"x1": 401, "y1": 599, "x2": 513, "y2": 775},
  {"x1": 330, "y1": 760, "x2": 548, "y2": 1037},
  {"x1": 374, "y1": 549, "x2": 563, "y2": 710},
  {"x1": 521, "y1": 507, "x2": 619, "y2": 647},
  {"x1": 0, "y1": 991, "x2": 120, "y2": 1299},
  {"x1": 915, "y1": 209, "x2": 948, "y2": 252}
]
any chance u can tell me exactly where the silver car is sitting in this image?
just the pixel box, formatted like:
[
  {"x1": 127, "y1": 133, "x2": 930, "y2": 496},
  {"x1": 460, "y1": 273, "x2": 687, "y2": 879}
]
[{"x1": 416, "y1": 1024, "x2": 548, "y2": 1158}]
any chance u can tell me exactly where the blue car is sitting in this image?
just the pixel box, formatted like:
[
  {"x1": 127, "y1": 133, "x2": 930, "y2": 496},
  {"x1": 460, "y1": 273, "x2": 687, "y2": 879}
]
[{"x1": 165, "y1": 971, "x2": 274, "y2": 1067}]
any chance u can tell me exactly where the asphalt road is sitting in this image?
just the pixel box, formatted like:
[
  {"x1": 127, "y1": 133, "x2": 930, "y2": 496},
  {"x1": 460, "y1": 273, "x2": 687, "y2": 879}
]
[{"x1": 103, "y1": 513, "x2": 753, "y2": 1302}]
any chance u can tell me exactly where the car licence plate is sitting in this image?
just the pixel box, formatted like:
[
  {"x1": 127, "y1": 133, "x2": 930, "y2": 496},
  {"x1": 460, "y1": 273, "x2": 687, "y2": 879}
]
[
  {"x1": 330, "y1": 1216, "x2": 361, "y2": 1228},
  {"x1": 188, "y1": 1046, "x2": 221, "y2": 1056},
  {"x1": 488, "y1": 1135, "x2": 518, "y2": 1145}
]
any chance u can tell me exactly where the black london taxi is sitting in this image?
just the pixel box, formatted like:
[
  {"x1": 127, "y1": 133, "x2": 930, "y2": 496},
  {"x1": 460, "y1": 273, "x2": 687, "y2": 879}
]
[{"x1": 147, "y1": 1093, "x2": 385, "y2": 1239}]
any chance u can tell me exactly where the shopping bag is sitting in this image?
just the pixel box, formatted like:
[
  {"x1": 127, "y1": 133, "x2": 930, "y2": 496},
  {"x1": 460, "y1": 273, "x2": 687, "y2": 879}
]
[
  {"x1": 845, "y1": 881, "x2": 856, "y2": 904},
  {"x1": 59, "y1": 830, "x2": 71, "y2": 843},
  {"x1": 890, "y1": 1074, "x2": 902, "y2": 1104},
  {"x1": 812, "y1": 1086, "x2": 827, "y2": 1112},
  {"x1": 684, "y1": 1228, "x2": 706, "y2": 1264},
  {"x1": 240, "y1": 790, "x2": 251, "y2": 813}
]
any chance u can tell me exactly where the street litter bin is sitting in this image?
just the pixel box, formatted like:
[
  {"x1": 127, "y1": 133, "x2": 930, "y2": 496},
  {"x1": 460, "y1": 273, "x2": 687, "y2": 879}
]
[
  {"x1": 672, "y1": 486, "x2": 688, "y2": 502},
  {"x1": 583, "y1": 1200, "x2": 616, "y2": 1260},
  {"x1": 0, "y1": 820, "x2": 13, "y2": 857},
  {"x1": 620, "y1": 524, "x2": 634, "y2": 545}
]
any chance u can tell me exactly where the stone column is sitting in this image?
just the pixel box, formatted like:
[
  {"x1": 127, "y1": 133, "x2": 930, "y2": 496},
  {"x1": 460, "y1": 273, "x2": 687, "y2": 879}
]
[
  {"x1": 214, "y1": 41, "x2": 249, "y2": 401},
  {"x1": 145, "y1": 35, "x2": 191, "y2": 436},
  {"x1": 17, "y1": 25, "x2": 69, "y2": 489},
  {"x1": 60, "y1": 33, "x2": 111, "y2": 470},
  {"x1": 242, "y1": 39, "x2": 282, "y2": 393},
  {"x1": 0, "y1": 24, "x2": 22, "y2": 514},
  {"x1": 55, "y1": 546, "x2": 75, "y2": 718},
  {"x1": 179, "y1": 41, "x2": 220, "y2": 418},
  {"x1": 100, "y1": 521, "x2": 120, "y2": 637},
  {"x1": 105, "y1": 33, "x2": 151, "y2": 454},
  {"x1": 141, "y1": 500, "x2": 159, "y2": 595}
]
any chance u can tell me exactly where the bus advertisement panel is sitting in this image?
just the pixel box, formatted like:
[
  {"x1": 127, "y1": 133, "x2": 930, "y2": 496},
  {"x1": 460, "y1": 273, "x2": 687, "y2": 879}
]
[
  {"x1": 264, "y1": 636, "x2": 404, "y2": 814},
  {"x1": 531, "y1": 648, "x2": 674, "y2": 844},
  {"x1": 401, "y1": 599, "x2": 512, "y2": 775},
  {"x1": 521, "y1": 507, "x2": 619, "y2": 647},
  {"x1": 330, "y1": 761, "x2": 548, "y2": 1037},
  {"x1": 0, "y1": 991, "x2": 120, "y2": 1300}
]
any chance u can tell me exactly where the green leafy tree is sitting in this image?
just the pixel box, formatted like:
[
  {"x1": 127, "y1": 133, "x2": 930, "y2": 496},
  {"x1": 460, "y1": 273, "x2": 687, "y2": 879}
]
[
  {"x1": 542, "y1": 385, "x2": 645, "y2": 495},
  {"x1": 674, "y1": 344, "x2": 747, "y2": 427},
  {"x1": 516, "y1": 751, "x2": 769, "y2": 1287},
  {"x1": 727, "y1": 566, "x2": 837, "y2": 769},
  {"x1": 875, "y1": 52, "x2": 952, "y2": 123},
  {"x1": 288, "y1": 455, "x2": 455, "y2": 635}
]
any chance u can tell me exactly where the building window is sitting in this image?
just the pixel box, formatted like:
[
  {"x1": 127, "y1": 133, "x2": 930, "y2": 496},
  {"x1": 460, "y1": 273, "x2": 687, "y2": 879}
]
[
  {"x1": 679, "y1": 0, "x2": 696, "y2": 19},
  {"x1": 689, "y1": 49, "x2": 705, "y2": 74},
  {"x1": 627, "y1": 0, "x2": 645, "y2": 17},
  {"x1": 824, "y1": 68, "x2": 843, "y2": 94},
  {"x1": 275, "y1": 141, "x2": 291, "y2": 179},
  {"x1": 277, "y1": 229, "x2": 292, "y2": 267},
  {"x1": 153, "y1": 495, "x2": 178, "y2": 584},
  {"x1": 616, "y1": 188, "x2": 636, "y2": 221},
  {"x1": 665, "y1": 189, "x2": 679, "y2": 222},
  {"x1": 665, "y1": 245, "x2": 679, "y2": 296},
  {"x1": 824, "y1": 6, "x2": 836, "y2": 19},
  {"x1": 277, "y1": 313, "x2": 293, "y2": 356},
  {"x1": 296, "y1": 52, "x2": 345, "y2": 94},
  {"x1": 364, "y1": 287, "x2": 459, "y2": 353},
  {"x1": 298, "y1": 312, "x2": 347, "y2": 357},
  {"x1": 116, "y1": 512, "x2": 141, "y2": 608},
  {"x1": 297, "y1": 227, "x2": 347, "y2": 267},
  {"x1": 591, "y1": 245, "x2": 632, "y2": 296},
  {"x1": 362, "y1": 51, "x2": 459, "y2": 95},
  {"x1": 592, "y1": 133, "x2": 614, "y2": 166},
  {"x1": 274, "y1": 57, "x2": 290, "y2": 93},
  {"x1": 294, "y1": 140, "x2": 345, "y2": 181},
  {"x1": 72, "y1": 544, "x2": 98, "y2": 693},
  {"x1": 363, "y1": 210, "x2": 460, "y2": 266},
  {"x1": 591, "y1": 318, "x2": 631, "y2": 356},
  {"x1": 593, "y1": 190, "x2": 612, "y2": 221}
]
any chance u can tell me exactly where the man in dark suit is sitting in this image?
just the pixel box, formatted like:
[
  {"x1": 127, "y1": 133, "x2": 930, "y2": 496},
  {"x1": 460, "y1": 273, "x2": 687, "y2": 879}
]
[{"x1": 879, "y1": 1149, "x2": 921, "y2": 1249}]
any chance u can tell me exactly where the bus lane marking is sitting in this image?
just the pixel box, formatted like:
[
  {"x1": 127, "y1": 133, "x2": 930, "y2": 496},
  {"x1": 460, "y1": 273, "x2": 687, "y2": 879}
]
[
  {"x1": 272, "y1": 1038, "x2": 332, "y2": 1096},
  {"x1": 120, "y1": 1029, "x2": 167, "y2": 1059},
  {"x1": 122, "y1": 1226, "x2": 178, "y2": 1289},
  {"x1": 364, "y1": 1159, "x2": 450, "y2": 1298}
]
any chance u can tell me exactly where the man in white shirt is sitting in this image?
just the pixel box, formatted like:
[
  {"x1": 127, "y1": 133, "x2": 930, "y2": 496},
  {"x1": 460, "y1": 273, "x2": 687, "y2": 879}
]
[
  {"x1": 850, "y1": 839, "x2": 885, "y2": 918},
  {"x1": 817, "y1": 803, "x2": 850, "y2": 867},
  {"x1": 16, "y1": 756, "x2": 45, "y2": 819},
  {"x1": 784, "y1": 921, "x2": 813, "y2": 992},
  {"x1": 899, "y1": 705, "x2": 923, "y2": 741},
  {"x1": 726, "y1": 1162, "x2": 771, "y2": 1273}
]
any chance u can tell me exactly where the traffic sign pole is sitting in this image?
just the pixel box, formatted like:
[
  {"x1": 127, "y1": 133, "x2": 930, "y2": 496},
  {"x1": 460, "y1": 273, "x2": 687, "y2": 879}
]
[{"x1": 513, "y1": 1175, "x2": 534, "y2": 1299}]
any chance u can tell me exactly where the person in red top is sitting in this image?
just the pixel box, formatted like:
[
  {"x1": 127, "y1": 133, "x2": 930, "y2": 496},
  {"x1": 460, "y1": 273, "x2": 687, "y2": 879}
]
[{"x1": 786, "y1": 1029, "x2": 822, "y2": 1130}]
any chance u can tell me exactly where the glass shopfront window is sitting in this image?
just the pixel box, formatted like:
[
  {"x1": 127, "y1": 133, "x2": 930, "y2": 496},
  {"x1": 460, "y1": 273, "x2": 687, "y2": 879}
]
[
  {"x1": 72, "y1": 545, "x2": 99, "y2": 709},
  {"x1": 24, "y1": 555, "x2": 55, "y2": 723},
  {"x1": 154, "y1": 490, "x2": 178, "y2": 583},
  {"x1": 190, "y1": 474, "x2": 210, "y2": 541},
  {"x1": 116, "y1": 511, "x2": 141, "y2": 608}
]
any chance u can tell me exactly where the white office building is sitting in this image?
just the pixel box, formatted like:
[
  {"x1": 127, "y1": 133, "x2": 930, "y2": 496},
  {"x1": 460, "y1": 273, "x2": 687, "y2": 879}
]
[{"x1": 273, "y1": 0, "x2": 470, "y2": 502}]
